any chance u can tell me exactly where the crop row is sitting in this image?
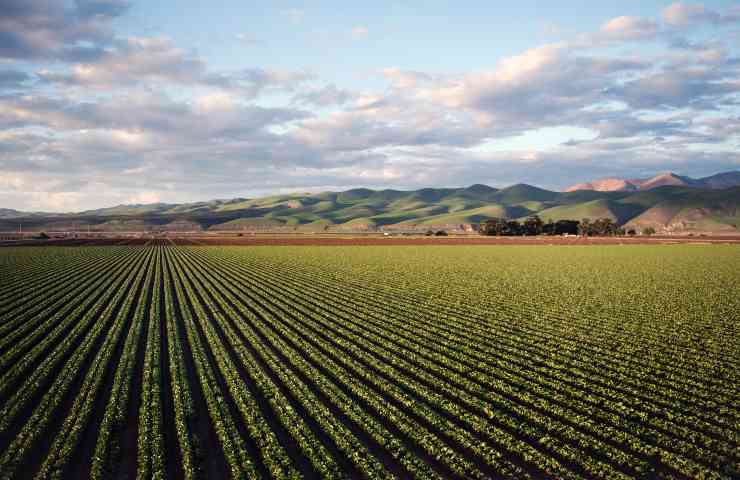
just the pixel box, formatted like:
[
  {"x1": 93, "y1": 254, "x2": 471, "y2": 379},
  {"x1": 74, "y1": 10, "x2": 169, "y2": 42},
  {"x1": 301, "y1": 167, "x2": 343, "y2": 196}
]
[{"x1": 0, "y1": 244, "x2": 736, "y2": 480}]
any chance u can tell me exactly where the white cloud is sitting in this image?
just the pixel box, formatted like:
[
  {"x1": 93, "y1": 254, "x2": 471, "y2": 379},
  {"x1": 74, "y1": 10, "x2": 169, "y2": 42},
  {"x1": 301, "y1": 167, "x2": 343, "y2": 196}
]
[
  {"x1": 599, "y1": 16, "x2": 659, "y2": 41},
  {"x1": 2, "y1": 2, "x2": 740, "y2": 210},
  {"x1": 37, "y1": 37, "x2": 206, "y2": 87},
  {"x1": 381, "y1": 68, "x2": 438, "y2": 89},
  {"x1": 126, "y1": 192, "x2": 161, "y2": 204},
  {"x1": 350, "y1": 26, "x2": 369, "y2": 40},
  {"x1": 292, "y1": 84, "x2": 353, "y2": 106},
  {"x1": 193, "y1": 92, "x2": 238, "y2": 112},
  {"x1": 0, "y1": 0, "x2": 126, "y2": 61},
  {"x1": 663, "y1": 2, "x2": 720, "y2": 27},
  {"x1": 662, "y1": 2, "x2": 740, "y2": 28},
  {"x1": 0, "y1": 173, "x2": 25, "y2": 190}
]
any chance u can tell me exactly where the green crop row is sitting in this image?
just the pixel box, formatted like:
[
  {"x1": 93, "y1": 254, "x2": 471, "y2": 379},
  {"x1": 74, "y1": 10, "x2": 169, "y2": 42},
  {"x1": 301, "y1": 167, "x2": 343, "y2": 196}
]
[{"x1": 0, "y1": 244, "x2": 736, "y2": 480}]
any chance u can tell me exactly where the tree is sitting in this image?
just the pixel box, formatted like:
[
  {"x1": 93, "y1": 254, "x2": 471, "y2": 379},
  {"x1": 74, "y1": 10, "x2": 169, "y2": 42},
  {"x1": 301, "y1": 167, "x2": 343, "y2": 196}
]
[
  {"x1": 506, "y1": 220, "x2": 523, "y2": 236},
  {"x1": 592, "y1": 218, "x2": 619, "y2": 236},
  {"x1": 578, "y1": 218, "x2": 592, "y2": 236},
  {"x1": 480, "y1": 218, "x2": 507, "y2": 236},
  {"x1": 523, "y1": 215, "x2": 544, "y2": 236},
  {"x1": 480, "y1": 218, "x2": 528, "y2": 236},
  {"x1": 555, "y1": 220, "x2": 580, "y2": 235},
  {"x1": 434, "y1": 230, "x2": 448, "y2": 236},
  {"x1": 542, "y1": 219, "x2": 555, "y2": 235},
  {"x1": 643, "y1": 226, "x2": 656, "y2": 236}
]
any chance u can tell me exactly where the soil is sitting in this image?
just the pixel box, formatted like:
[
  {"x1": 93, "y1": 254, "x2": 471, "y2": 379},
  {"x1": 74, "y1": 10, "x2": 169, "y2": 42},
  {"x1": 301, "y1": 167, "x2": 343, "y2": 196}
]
[{"x1": 2, "y1": 234, "x2": 739, "y2": 247}]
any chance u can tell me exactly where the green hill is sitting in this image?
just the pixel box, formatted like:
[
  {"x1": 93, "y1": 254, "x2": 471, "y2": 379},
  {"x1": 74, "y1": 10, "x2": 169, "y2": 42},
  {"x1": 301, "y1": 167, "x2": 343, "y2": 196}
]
[
  {"x1": 3, "y1": 183, "x2": 738, "y2": 234},
  {"x1": 537, "y1": 199, "x2": 646, "y2": 224},
  {"x1": 493, "y1": 184, "x2": 558, "y2": 204}
]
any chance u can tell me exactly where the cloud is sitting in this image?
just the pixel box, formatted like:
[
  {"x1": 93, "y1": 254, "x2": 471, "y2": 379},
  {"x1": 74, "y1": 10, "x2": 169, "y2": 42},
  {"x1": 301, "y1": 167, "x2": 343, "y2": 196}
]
[
  {"x1": 2, "y1": 1, "x2": 740, "y2": 210},
  {"x1": 291, "y1": 96, "x2": 492, "y2": 152},
  {"x1": 37, "y1": 37, "x2": 206, "y2": 87},
  {"x1": 0, "y1": 0, "x2": 124, "y2": 61},
  {"x1": 204, "y1": 68, "x2": 314, "y2": 95},
  {"x1": 350, "y1": 26, "x2": 369, "y2": 40},
  {"x1": 37, "y1": 37, "x2": 313, "y2": 97},
  {"x1": 605, "y1": 69, "x2": 740, "y2": 109},
  {"x1": 401, "y1": 45, "x2": 650, "y2": 136},
  {"x1": 584, "y1": 111, "x2": 691, "y2": 140},
  {"x1": 663, "y1": 2, "x2": 720, "y2": 27},
  {"x1": 74, "y1": 0, "x2": 131, "y2": 19},
  {"x1": 292, "y1": 84, "x2": 354, "y2": 106},
  {"x1": 0, "y1": 91, "x2": 311, "y2": 144},
  {"x1": 599, "y1": 16, "x2": 659, "y2": 41},
  {"x1": 126, "y1": 191, "x2": 161, "y2": 204},
  {"x1": 663, "y1": 2, "x2": 740, "y2": 28},
  {"x1": 381, "y1": 68, "x2": 439, "y2": 89},
  {"x1": 0, "y1": 70, "x2": 32, "y2": 89}
]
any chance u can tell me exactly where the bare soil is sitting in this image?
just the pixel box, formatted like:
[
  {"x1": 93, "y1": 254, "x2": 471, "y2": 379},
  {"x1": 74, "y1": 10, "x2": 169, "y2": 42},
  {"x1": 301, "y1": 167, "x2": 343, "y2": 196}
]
[{"x1": 2, "y1": 234, "x2": 739, "y2": 247}]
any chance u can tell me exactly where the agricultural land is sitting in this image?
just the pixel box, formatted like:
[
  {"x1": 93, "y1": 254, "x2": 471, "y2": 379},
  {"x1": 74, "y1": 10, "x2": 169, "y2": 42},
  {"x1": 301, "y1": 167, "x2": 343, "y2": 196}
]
[{"x1": 0, "y1": 242, "x2": 737, "y2": 479}]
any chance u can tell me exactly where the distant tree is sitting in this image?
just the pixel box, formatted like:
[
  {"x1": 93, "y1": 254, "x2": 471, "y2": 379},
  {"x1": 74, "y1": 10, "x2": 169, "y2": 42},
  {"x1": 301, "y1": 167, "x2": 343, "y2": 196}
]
[
  {"x1": 434, "y1": 230, "x2": 448, "y2": 236},
  {"x1": 480, "y1": 218, "x2": 507, "y2": 236},
  {"x1": 554, "y1": 220, "x2": 580, "y2": 235},
  {"x1": 34, "y1": 232, "x2": 50, "y2": 240},
  {"x1": 578, "y1": 218, "x2": 592, "y2": 236},
  {"x1": 643, "y1": 226, "x2": 656, "y2": 236},
  {"x1": 542, "y1": 219, "x2": 555, "y2": 235},
  {"x1": 592, "y1": 218, "x2": 619, "y2": 236},
  {"x1": 425, "y1": 230, "x2": 435, "y2": 236},
  {"x1": 479, "y1": 221, "x2": 492, "y2": 236},
  {"x1": 480, "y1": 218, "x2": 527, "y2": 236},
  {"x1": 506, "y1": 220, "x2": 523, "y2": 236},
  {"x1": 592, "y1": 218, "x2": 607, "y2": 236},
  {"x1": 607, "y1": 220, "x2": 620, "y2": 236},
  {"x1": 523, "y1": 215, "x2": 544, "y2": 236},
  {"x1": 627, "y1": 229, "x2": 637, "y2": 236}
]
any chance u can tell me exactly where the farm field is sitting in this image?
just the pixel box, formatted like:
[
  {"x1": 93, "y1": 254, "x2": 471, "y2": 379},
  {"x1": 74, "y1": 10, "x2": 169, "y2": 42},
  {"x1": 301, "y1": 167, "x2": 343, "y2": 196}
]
[{"x1": 0, "y1": 243, "x2": 738, "y2": 479}]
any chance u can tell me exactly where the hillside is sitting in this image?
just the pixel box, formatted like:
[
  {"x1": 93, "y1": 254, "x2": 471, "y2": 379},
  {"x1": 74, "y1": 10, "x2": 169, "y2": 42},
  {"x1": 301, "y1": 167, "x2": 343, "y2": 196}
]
[
  {"x1": 624, "y1": 187, "x2": 740, "y2": 233},
  {"x1": 2, "y1": 178, "x2": 739, "y2": 234},
  {"x1": 566, "y1": 170, "x2": 740, "y2": 192}
]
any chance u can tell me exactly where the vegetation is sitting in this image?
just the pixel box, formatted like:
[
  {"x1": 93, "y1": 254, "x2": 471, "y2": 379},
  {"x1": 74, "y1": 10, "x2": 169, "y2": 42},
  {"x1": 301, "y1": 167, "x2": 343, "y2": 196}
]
[
  {"x1": 480, "y1": 216, "x2": 622, "y2": 236},
  {"x1": 0, "y1": 244, "x2": 737, "y2": 479},
  {"x1": 2, "y1": 184, "x2": 739, "y2": 233}
]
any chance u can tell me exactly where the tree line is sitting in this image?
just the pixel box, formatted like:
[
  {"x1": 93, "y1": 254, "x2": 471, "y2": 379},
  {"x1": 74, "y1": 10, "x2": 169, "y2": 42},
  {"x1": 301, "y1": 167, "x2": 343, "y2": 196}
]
[{"x1": 479, "y1": 216, "x2": 654, "y2": 236}]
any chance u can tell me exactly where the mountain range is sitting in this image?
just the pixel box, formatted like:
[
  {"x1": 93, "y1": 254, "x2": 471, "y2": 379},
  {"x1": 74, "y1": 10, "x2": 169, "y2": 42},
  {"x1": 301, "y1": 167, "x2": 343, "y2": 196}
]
[
  {"x1": 565, "y1": 171, "x2": 740, "y2": 192},
  {"x1": 1, "y1": 171, "x2": 739, "y2": 234}
]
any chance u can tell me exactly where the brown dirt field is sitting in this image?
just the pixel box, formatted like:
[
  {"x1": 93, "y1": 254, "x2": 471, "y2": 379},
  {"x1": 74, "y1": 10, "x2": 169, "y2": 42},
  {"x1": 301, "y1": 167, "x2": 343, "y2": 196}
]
[
  {"x1": 172, "y1": 235, "x2": 740, "y2": 246},
  {"x1": 2, "y1": 235, "x2": 739, "y2": 247}
]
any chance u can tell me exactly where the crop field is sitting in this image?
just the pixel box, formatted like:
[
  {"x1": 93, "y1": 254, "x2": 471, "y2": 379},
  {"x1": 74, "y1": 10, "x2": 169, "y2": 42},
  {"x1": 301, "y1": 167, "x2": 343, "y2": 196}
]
[{"x1": 0, "y1": 243, "x2": 738, "y2": 480}]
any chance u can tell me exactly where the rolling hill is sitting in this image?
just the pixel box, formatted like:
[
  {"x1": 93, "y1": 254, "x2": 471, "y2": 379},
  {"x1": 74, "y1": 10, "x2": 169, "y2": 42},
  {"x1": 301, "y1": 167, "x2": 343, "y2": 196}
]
[
  {"x1": 566, "y1": 171, "x2": 740, "y2": 192},
  {"x1": 2, "y1": 173, "x2": 739, "y2": 234}
]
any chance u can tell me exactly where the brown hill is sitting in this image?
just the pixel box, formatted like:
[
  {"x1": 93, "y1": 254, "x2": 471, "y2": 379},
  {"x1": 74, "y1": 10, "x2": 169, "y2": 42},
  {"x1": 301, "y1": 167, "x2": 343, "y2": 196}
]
[
  {"x1": 566, "y1": 178, "x2": 640, "y2": 192},
  {"x1": 566, "y1": 171, "x2": 737, "y2": 192}
]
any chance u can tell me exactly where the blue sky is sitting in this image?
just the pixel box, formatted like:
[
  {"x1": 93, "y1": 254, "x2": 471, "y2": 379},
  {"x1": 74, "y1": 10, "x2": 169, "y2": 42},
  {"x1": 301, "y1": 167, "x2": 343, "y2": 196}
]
[
  {"x1": 1, "y1": 1, "x2": 740, "y2": 210},
  {"x1": 125, "y1": 1, "x2": 733, "y2": 86}
]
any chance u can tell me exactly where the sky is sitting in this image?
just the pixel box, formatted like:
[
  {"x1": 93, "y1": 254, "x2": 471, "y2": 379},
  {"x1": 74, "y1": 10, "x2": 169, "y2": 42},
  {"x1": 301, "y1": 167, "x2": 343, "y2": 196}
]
[{"x1": 1, "y1": 1, "x2": 740, "y2": 211}]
